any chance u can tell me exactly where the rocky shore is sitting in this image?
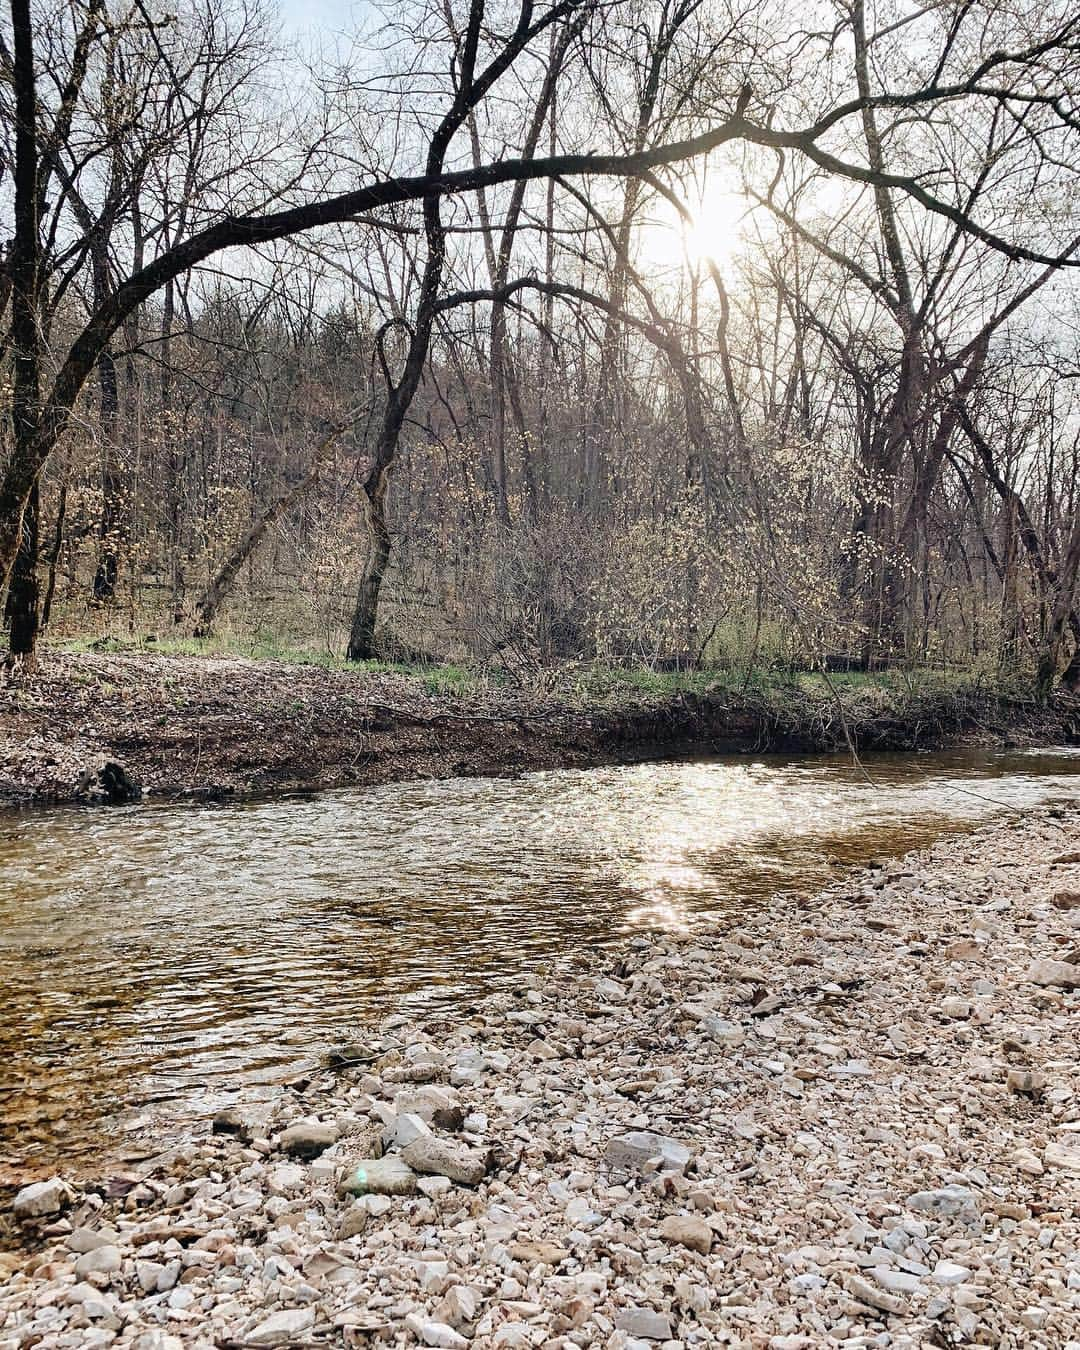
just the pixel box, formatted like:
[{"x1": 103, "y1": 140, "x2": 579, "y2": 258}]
[{"x1": 4, "y1": 805, "x2": 1080, "y2": 1348}]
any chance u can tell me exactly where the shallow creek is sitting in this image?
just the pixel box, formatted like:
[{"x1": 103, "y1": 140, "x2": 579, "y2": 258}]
[{"x1": 1, "y1": 747, "x2": 1079, "y2": 1174}]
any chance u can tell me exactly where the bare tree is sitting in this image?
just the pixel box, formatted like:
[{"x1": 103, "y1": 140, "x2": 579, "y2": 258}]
[{"x1": 3, "y1": 0, "x2": 1079, "y2": 678}]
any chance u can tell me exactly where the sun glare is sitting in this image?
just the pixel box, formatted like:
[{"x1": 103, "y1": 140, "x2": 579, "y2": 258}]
[{"x1": 641, "y1": 183, "x2": 749, "y2": 274}]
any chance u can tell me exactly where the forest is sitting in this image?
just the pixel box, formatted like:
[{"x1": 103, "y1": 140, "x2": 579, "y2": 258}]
[
  {"x1": 1, "y1": 0, "x2": 1078, "y2": 697},
  {"x1": 6, "y1": 5, "x2": 1080, "y2": 1345}
]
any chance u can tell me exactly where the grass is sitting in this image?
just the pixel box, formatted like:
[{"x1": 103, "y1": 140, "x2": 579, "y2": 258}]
[
  {"x1": 47, "y1": 630, "x2": 1035, "y2": 711},
  {"x1": 50, "y1": 633, "x2": 492, "y2": 698},
  {"x1": 357, "y1": 658, "x2": 490, "y2": 697}
]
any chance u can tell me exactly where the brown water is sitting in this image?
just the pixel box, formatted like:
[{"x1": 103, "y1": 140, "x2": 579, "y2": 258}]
[{"x1": 1, "y1": 747, "x2": 1079, "y2": 1174}]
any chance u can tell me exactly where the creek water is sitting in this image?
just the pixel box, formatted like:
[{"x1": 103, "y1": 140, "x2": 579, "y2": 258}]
[{"x1": 2, "y1": 746, "x2": 1079, "y2": 1175}]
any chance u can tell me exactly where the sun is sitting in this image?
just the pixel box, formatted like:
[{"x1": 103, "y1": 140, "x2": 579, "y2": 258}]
[
  {"x1": 686, "y1": 185, "x2": 748, "y2": 264},
  {"x1": 639, "y1": 182, "x2": 749, "y2": 275}
]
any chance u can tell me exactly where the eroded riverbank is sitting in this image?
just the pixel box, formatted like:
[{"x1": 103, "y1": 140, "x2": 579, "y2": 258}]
[
  {"x1": 3, "y1": 805, "x2": 1080, "y2": 1347},
  {"x1": 2, "y1": 649, "x2": 1079, "y2": 808}
]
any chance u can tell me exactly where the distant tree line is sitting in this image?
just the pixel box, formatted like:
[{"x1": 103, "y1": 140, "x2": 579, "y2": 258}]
[{"x1": 2, "y1": 0, "x2": 1079, "y2": 697}]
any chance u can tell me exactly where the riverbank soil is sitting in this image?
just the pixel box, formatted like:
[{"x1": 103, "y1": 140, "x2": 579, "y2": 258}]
[
  {"x1": 2, "y1": 649, "x2": 1079, "y2": 808},
  {"x1": 4, "y1": 806, "x2": 1080, "y2": 1345}
]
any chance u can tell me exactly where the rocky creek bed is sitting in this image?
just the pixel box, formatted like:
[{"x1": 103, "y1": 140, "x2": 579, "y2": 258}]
[{"x1": 3, "y1": 804, "x2": 1080, "y2": 1349}]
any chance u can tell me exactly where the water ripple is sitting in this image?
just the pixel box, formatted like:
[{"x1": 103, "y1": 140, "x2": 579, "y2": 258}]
[{"x1": 1, "y1": 747, "x2": 1078, "y2": 1169}]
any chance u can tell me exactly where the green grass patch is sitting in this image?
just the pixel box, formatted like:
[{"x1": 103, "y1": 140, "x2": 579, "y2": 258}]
[
  {"x1": 48, "y1": 630, "x2": 1032, "y2": 714},
  {"x1": 347, "y1": 658, "x2": 489, "y2": 697},
  {"x1": 49, "y1": 633, "x2": 497, "y2": 697}
]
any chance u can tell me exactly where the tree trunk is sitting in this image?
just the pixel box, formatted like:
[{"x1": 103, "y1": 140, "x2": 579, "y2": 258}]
[
  {"x1": 1060, "y1": 614, "x2": 1080, "y2": 692},
  {"x1": 6, "y1": 478, "x2": 41, "y2": 664},
  {"x1": 191, "y1": 438, "x2": 340, "y2": 636},
  {"x1": 1000, "y1": 497, "x2": 1021, "y2": 671},
  {"x1": 4, "y1": 0, "x2": 44, "y2": 659},
  {"x1": 851, "y1": 0, "x2": 924, "y2": 665},
  {"x1": 41, "y1": 478, "x2": 67, "y2": 631},
  {"x1": 92, "y1": 346, "x2": 123, "y2": 601},
  {"x1": 346, "y1": 482, "x2": 392, "y2": 661}
]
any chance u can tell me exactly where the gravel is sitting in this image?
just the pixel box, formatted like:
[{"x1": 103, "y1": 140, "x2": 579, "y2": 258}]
[{"x1": 4, "y1": 803, "x2": 1080, "y2": 1348}]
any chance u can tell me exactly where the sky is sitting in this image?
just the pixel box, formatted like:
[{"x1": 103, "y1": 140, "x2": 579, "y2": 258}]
[{"x1": 279, "y1": 0, "x2": 364, "y2": 40}]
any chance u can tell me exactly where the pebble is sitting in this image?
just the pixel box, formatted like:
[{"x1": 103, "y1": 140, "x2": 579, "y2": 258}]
[
  {"x1": 12, "y1": 1177, "x2": 72, "y2": 1220},
  {"x1": 73, "y1": 1245, "x2": 122, "y2": 1278},
  {"x1": 702, "y1": 1015, "x2": 745, "y2": 1046},
  {"x1": 1006, "y1": 1067, "x2": 1046, "y2": 1094},
  {"x1": 846, "y1": 1273, "x2": 907, "y2": 1315},
  {"x1": 246, "y1": 1307, "x2": 316, "y2": 1345},
  {"x1": 509, "y1": 1239, "x2": 568, "y2": 1266},
  {"x1": 1014, "y1": 1146, "x2": 1045, "y2": 1175},
  {"x1": 417, "y1": 1175, "x2": 452, "y2": 1199},
  {"x1": 338, "y1": 1154, "x2": 417, "y2": 1196},
  {"x1": 603, "y1": 1130, "x2": 691, "y2": 1174},
  {"x1": 870, "y1": 1266, "x2": 921, "y2": 1295},
  {"x1": 932, "y1": 1261, "x2": 969, "y2": 1284},
  {"x1": 1044, "y1": 1141, "x2": 1080, "y2": 1174},
  {"x1": 1024, "y1": 958, "x2": 1080, "y2": 988},
  {"x1": 66, "y1": 1225, "x2": 119, "y2": 1253},
  {"x1": 278, "y1": 1120, "x2": 338, "y2": 1158},
  {"x1": 402, "y1": 1135, "x2": 489, "y2": 1185},
  {"x1": 404, "y1": 1314, "x2": 469, "y2": 1348},
  {"x1": 614, "y1": 1308, "x2": 674, "y2": 1340},
  {"x1": 438, "y1": 1284, "x2": 477, "y2": 1326},
  {"x1": 906, "y1": 1185, "x2": 979, "y2": 1218},
  {"x1": 657, "y1": 1214, "x2": 712, "y2": 1254},
  {"x1": 383, "y1": 1110, "x2": 432, "y2": 1150},
  {"x1": 4, "y1": 806, "x2": 1080, "y2": 1350},
  {"x1": 135, "y1": 1260, "x2": 164, "y2": 1293},
  {"x1": 266, "y1": 1162, "x2": 305, "y2": 1194}
]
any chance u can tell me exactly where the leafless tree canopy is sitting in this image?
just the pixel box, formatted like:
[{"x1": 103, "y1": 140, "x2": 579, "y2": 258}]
[{"x1": 2, "y1": 0, "x2": 1079, "y2": 691}]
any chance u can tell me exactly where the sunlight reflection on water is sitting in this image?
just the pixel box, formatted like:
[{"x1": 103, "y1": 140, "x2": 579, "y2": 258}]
[{"x1": 1, "y1": 746, "x2": 1078, "y2": 1170}]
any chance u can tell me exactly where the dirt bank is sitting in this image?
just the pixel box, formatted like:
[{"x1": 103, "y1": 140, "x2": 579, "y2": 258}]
[
  {"x1": 2, "y1": 650, "x2": 1079, "y2": 809},
  {"x1": 4, "y1": 804, "x2": 1080, "y2": 1346}
]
